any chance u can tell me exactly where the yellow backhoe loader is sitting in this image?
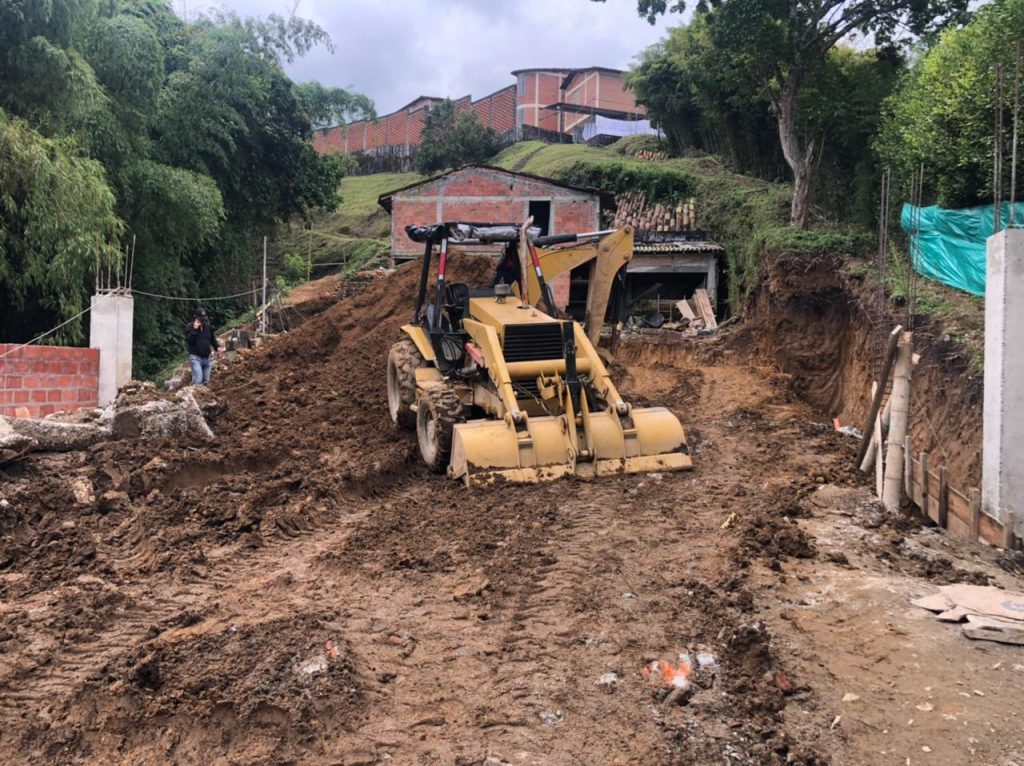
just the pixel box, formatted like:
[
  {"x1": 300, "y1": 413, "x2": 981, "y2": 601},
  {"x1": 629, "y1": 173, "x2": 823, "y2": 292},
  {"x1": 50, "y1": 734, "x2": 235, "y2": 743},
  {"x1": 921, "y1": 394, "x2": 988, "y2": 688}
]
[{"x1": 386, "y1": 219, "x2": 692, "y2": 486}]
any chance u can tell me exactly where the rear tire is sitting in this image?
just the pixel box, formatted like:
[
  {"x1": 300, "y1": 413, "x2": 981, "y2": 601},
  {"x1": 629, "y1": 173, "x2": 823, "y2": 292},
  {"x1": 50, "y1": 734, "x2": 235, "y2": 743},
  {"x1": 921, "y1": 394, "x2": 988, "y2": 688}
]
[
  {"x1": 387, "y1": 338, "x2": 423, "y2": 429},
  {"x1": 416, "y1": 386, "x2": 464, "y2": 473}
]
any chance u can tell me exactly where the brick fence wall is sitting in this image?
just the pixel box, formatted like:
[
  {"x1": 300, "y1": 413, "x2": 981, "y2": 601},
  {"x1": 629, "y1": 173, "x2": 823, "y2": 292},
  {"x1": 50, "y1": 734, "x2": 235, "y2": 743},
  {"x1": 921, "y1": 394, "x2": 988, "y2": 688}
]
[{"x1": 0, "y1": 345, "x2": 100, "y2": 419}]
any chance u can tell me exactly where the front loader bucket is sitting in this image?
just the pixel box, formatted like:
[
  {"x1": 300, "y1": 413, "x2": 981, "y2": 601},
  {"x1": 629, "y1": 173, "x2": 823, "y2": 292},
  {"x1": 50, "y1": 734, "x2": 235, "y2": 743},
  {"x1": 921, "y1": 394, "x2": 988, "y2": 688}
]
[{"x1": 449, "y1": 408, "x2": 692, "y2": 487}]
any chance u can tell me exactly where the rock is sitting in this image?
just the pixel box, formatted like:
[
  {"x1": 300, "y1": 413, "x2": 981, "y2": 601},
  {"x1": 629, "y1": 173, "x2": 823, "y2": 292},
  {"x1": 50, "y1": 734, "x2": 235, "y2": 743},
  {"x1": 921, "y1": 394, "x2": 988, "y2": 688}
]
[
  {"x1": 176, "y1": 387, "x2": 215, "y2": 440},
  {"x1": 3, "y1": 416, "x2": 109, "y2": 452},
  {"x1": 99, "y1": 491, "x2": 131, "y2": 513},
  {"x1": 0, "y1": 416, "x2": 38, "y2": 464},
  {"x1": 596, "y1": 672, "x2": 619, "y2": 689},
  {"x1": 842, "y1": 692, "x2": 860, "y2": 703},
  {"x1": 70, "y1": 477, "x2": 95, "y2": 505},
  {"x1": 452, "y1": 576, "x2": 490, "y2": 601},
  {"x1": 111, "y1": 385, "x2": 216, "y2": 442}
]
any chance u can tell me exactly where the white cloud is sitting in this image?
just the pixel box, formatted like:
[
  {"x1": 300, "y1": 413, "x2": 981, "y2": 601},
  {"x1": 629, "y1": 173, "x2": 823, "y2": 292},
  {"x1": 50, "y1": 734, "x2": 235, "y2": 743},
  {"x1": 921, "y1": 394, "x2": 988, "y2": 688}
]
[{"x1": 186, "y1": 0, "x2": 685, "y2": 113}]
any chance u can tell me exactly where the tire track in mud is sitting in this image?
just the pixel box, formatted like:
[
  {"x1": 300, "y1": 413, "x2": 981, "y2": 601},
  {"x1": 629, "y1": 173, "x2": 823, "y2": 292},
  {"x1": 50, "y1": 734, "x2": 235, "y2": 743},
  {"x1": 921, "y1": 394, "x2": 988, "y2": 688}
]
[{"x1": 0, "y1": 455, "x2": 427, "y2": 762}]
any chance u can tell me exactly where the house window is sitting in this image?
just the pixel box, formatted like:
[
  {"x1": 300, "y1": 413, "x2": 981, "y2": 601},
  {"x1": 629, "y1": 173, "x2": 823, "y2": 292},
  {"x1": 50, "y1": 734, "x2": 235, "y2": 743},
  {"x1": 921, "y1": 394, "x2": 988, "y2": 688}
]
[{"x1": 517, "y1": 75, "x2": 526, "y2": 98}]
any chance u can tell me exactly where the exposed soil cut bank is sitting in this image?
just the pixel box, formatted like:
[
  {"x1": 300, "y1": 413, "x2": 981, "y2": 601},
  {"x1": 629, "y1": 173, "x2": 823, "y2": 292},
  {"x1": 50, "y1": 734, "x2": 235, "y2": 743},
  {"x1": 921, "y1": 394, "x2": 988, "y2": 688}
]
[{"x1": 738, "y1": 248, "x2": 983, "y2": 493}]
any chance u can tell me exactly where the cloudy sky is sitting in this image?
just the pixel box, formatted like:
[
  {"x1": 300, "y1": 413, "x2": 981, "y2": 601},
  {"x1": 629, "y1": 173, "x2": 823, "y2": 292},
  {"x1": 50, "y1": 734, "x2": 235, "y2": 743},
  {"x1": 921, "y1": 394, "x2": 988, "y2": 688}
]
[{"x1": 182, "y1": 0, "x2": 685, "y2": 115}]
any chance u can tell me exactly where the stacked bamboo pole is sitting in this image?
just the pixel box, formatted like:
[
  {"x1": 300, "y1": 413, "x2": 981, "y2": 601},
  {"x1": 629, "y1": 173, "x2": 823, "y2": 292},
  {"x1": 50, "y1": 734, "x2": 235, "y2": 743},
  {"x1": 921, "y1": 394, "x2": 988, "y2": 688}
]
[
  {"x1": 632, "y1": 149, "x2": 669, "y2": 162},
  {"x1": 614, "y1": 192, "x2": 697, "y2": 232}
]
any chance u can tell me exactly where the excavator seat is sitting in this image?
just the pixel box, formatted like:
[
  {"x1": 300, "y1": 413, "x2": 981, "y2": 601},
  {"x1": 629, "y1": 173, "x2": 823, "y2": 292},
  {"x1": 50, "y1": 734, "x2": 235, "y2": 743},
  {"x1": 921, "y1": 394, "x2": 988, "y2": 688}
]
[{"x1": 444, "y1": 282, "x2": 471, "y2": 328}]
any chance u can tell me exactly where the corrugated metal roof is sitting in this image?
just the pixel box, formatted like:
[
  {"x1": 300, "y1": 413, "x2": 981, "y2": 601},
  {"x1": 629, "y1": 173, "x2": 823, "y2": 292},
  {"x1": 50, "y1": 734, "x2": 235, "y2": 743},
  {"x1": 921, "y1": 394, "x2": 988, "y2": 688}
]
[{"x1": 633, "y1": 242, "x2": 723, "y2": 254}]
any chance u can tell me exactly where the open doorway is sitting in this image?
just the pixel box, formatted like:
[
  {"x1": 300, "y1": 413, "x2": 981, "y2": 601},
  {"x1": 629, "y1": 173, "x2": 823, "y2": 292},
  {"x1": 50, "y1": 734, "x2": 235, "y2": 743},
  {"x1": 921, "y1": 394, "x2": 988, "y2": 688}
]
[{"x1": 528, "y1": 200, "x2": 551, "y2": 236}]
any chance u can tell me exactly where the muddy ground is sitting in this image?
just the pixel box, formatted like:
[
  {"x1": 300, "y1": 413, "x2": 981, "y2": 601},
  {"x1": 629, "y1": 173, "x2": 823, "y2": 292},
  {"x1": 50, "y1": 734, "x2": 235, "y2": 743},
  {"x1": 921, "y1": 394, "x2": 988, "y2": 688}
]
[{"x1": 1, "y1": 261, "x2": 1022, "y2": 765}]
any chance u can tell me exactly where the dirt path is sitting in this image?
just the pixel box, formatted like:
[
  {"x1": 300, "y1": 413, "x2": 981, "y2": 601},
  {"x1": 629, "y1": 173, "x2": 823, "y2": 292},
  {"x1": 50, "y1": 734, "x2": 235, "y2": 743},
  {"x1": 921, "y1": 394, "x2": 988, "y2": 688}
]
[{"x1": 2, "y1": 270, "x2": 1022, "y2": 765}]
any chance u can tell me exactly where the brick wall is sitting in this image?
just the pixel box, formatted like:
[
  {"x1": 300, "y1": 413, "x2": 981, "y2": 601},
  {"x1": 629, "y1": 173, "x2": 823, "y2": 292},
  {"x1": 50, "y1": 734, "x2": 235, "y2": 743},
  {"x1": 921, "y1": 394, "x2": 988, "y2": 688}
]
[
  {"x1": 388, "y1": 167, "x2": 599, "y2": 311},
  {"x1": 313, "y1": 86, "x2": 518, "y2": 156},
  {"x1": 389, "y1": 167, "x2": 600, "y2": 259},
  {"x1": 0, "y1": 345, "x2": 100, "y2": 419}
]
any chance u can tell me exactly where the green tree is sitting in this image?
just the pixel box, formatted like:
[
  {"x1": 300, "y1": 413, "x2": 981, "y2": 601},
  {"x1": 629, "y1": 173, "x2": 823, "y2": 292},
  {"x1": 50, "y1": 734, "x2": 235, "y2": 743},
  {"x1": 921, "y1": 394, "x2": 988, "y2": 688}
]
[
  {"x1": 0, "y1": 0, "x2": 373, "y2": 377},
  {"x1": 417, "y1": 99, "x2": 501, "y2": 174},
  {"x1": 606, "y1": 0, "x2": 970, "y2": 226},
  {"x1": 295, "y1": 81, "x2": 375, "y2": 129},
  {"x1": 630, "y1": 22, "x2": 901, "y2": 223},
  {"x1": 877, "y1": 0, "x2": 1024, "y2": 208},
  {"x1": 0, "y1": 110, "x2": 122, "y2": 341}
]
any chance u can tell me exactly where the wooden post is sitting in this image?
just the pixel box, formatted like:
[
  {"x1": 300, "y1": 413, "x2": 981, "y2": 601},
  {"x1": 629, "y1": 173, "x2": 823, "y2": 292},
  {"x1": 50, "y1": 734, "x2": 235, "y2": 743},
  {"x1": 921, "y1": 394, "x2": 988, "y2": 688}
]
[
  {"x1": 938, "y1": 466, "x2": 949, "y2": 529},
  {"x1": 1004, "y1": 510, "x2": 1016, "y2": 549},
  {"x1": 860, "y1": 390, "x2": 894, "y2": 474},
  {"x1": 882, "y1": 332, "x2": 913, "y2": 511},
  {"x1": 875, "y1": 407, "x2": 884, "y2": 499},
  {"x1": 856, "y1": 325, "x2": 903, "y2": 467},
  {"x1": 904, "y1": 435, "x2": 913, "y2": 498},
  {"x1": 920, "y1": 451, "x2": 930, "y2": 516},
  {"x1": 860, "y1": 382, "x2": 879, "y2": 473},
  {"x1": 969, "y1": 488, "x2": 982, "y2": 541}
]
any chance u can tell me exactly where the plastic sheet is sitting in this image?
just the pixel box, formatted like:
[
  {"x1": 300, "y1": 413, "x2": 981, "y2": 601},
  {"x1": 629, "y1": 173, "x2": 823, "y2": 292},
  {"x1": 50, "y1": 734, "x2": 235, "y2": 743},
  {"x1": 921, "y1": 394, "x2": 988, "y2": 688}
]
[
  {"x1": 901, "y1": 202, "x2": 1024, "y2": 296},
  {"x1": 405, "y1": 222, "x2": 539, "y2": 244}
]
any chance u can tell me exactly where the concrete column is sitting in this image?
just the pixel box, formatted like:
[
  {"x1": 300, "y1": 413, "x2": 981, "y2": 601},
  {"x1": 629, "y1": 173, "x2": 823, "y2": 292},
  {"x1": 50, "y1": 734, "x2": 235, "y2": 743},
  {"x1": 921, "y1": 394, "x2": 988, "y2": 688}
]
[
  {"x1": 982, "y1": 228, "x2": 1024, "y2": 538},
  {"x1": 89, "y1": 293, "x2": 133, "y2": 406}
]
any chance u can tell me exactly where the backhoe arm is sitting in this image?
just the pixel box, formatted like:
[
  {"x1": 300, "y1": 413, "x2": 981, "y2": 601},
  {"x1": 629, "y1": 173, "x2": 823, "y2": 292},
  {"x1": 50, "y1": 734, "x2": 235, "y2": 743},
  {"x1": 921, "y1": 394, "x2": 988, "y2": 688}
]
[{"x1": 523, "y1": 226, "x2": 634, "y2": 347}]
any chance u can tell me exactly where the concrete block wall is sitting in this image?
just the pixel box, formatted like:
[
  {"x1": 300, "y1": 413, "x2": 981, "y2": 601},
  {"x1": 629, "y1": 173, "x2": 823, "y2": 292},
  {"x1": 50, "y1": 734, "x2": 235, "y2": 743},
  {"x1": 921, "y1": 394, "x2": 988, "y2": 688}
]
[{"x1": 0, "y1": 345, "x2": 100, "y2": 419}]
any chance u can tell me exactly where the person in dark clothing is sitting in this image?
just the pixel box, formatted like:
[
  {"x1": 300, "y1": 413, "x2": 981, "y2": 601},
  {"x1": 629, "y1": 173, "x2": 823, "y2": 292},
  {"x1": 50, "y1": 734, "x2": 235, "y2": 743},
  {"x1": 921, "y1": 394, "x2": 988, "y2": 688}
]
[
  {"x1": 186, "y1": 307, "x2": 219, "y2": 385},
  {"x1": 493, "y1": 241, "x2": 522, "y2": 289}
]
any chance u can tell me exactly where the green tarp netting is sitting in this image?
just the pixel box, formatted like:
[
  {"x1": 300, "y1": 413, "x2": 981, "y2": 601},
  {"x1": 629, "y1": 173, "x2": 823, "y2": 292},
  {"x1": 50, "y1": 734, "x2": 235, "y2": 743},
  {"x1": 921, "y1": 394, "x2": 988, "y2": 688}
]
[{"x1": 900, "y1": 202, "x2": 1024, "y2": 296}]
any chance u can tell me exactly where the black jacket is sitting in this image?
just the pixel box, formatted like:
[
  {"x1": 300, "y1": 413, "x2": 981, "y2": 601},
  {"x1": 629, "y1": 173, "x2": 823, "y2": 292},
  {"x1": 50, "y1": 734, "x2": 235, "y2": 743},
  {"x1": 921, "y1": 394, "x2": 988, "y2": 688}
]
[{"x1": 186, "y1": 322, "x2": 219, "y2": 357}]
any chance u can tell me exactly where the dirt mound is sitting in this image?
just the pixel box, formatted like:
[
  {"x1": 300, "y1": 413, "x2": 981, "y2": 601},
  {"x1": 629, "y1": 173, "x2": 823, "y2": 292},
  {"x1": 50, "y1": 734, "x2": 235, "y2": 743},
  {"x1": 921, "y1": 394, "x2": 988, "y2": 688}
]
[{"x1": 65, "y1": 615, "x2": 363, "y2": 765}]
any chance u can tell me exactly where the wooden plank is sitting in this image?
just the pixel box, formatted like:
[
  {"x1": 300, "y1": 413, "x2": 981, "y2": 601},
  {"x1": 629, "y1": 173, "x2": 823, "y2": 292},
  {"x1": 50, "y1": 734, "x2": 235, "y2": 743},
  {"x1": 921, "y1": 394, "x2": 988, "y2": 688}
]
[
  {"x1": 974, "y1": 507, "x2": 999, "y2": 544},
  {"x1": 920, "y1": 451, "x2": 930, "y2": 520},
  {"x1": 979, "y1": 511, "x2": 1004, "y2": 548},
  {"x1": 947, "y1": 515, "x2": 971, "y2": 541},
  {"x1": 675, "y1": 299, "x2": 697, "y2": 321},
  {"x1": 692, "y1": 288, "x2": 717, "y2": 330},
  {"x1": 937, "y1": 467, "x2": 949, "y2": 530},
  {"x1": 948, "y1": 487, "x2": 970, "y2": 525}
]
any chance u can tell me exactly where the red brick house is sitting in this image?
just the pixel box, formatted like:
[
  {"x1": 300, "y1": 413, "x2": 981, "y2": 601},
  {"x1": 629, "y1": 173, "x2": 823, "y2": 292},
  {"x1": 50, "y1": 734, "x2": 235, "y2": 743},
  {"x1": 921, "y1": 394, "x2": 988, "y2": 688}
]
[
  {"x1": 312, "y1": 67, "x2": 648, "y2": 157},
  {"x1": 512, "y1": 66, "x2": 645, "y2": 135},
  {"x1": 379, "y1": 166, "x2": 612, "y2": 308}
]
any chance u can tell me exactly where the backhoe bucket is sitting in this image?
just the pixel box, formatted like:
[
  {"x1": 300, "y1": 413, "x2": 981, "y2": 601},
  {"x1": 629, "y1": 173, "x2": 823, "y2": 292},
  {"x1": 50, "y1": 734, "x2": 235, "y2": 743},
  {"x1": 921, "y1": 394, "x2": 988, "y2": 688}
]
[{"x1": 449, "y1": 407, "x2": 692, "y2": 487}]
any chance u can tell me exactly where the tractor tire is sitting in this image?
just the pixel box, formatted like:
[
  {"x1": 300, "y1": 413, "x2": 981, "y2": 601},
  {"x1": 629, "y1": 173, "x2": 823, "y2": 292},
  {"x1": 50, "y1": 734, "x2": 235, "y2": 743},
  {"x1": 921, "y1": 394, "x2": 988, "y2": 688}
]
[
  {"x1": 387, "y1": 338, "x2": 423, "y2": 429},
  {"x1": 416, "y1": 386, "x2": 464, "y2": 473}
]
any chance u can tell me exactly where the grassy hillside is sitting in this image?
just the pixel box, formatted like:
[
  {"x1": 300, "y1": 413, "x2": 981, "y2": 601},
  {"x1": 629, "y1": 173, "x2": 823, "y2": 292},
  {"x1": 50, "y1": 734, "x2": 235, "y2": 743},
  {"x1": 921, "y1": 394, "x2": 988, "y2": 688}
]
[{"x1": 272, "y1": 171, "x2": 421, "y2": 275}]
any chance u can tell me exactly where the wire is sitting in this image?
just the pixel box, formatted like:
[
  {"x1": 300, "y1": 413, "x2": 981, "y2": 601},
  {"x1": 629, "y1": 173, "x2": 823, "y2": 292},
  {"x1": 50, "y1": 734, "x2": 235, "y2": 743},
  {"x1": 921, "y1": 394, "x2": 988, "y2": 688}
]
[
  {"x1": 131, "y1": 286, "x2": 261, "y2": 302},
  {"x1": 3, "y1": 283, "x2": 263, "y2": 362},
  {"x1": 0, "y1": 295, "x2": 110, "y2": 361}
]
